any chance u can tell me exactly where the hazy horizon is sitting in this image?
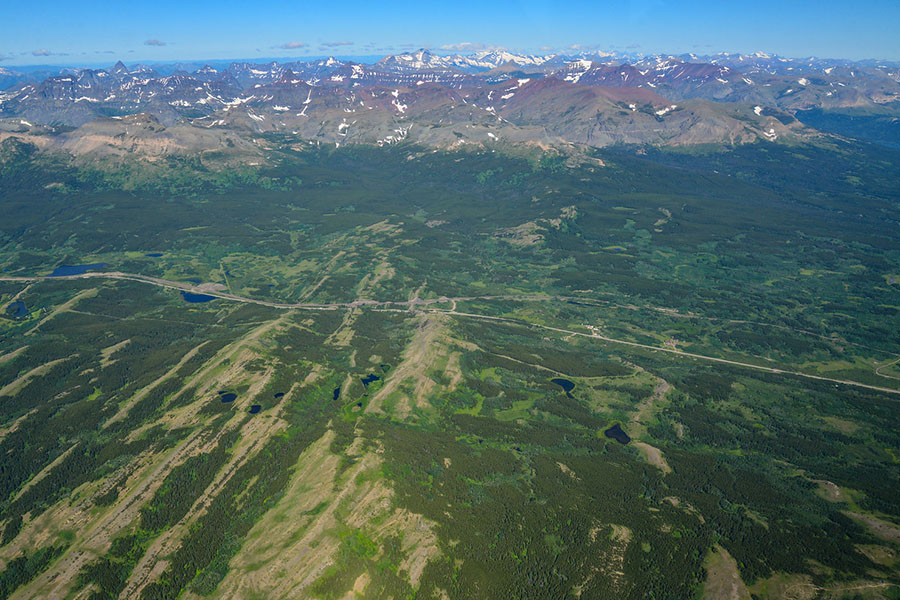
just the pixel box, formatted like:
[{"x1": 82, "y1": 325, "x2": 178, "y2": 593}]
[
  {"x1": 3, "y1": 47, "x2": 899, "y2": 71},
  {"x1": 2, "y1": 0, "x2": 899, "y2": 66}
]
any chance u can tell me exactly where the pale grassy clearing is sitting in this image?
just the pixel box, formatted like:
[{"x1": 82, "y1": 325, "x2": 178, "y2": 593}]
[
  {"x1": 12, "y1": 444, "x2": 80, "y2": 503},
  {"x1": 495, "y1": 221, "x2": 545, "y2": 246},
  {"x1": 855, "y1": 544, "x2": 897, "y2": 567},
  {"x1": 326, "y1": 307, "x2": 360, "y2": 349},
  {"x1": 556, "y1": 462, "x2": 580, "y2": 481},
  {"x1": 104, "y1": 341, "x2": 210, "y2": 428},
  {"x1": 632, "y1": 442, "x2": 672, "y2": 474},
  {"x1": 628, "y1": 376, "x2": 672, "y2": 433},
  {"x1": 573, "y1": 522, "x2": 633, "y2": 598},
  {"x1": 0, "y1": 357, "x2": 70, "y2": 397},
  {"x1": 123, "y1": 315, "x2": 286, "y2": 440},
  {"x1": 159, "y1": 364, "x2": 273, "y2": 431},
  {"x1": 751, "y1": 571, "x2": 896, "y2": 600},
  {"x1": 120, "y1": 420, "x2": 248, "y2": 598},
  {"x1": 663, "y1": 496, "x2": 706, "y2": 523},
  {"x1": 209, "y1": 428, "x2": 439, "y2": 599},
  {"x1": 495, "y1": 206, "x2": 578, "y2": 247},
  {"x1": 25, "y1": 287, "x2": 99, "y2": 336},
  {"x1": 0, "y1": 345, "x2": 28, "y2": 365},
  {"x1": 354, "y1": 256, "x2": 395, "y2": 300},
  {"x1": 365, "y1": 312, "x2": 465, "y2": 419},
  {"x1": 596, "y1": 525, "x2": 632, "y2": 596},
  {"x1": 99, "y1": 339, "x2": 131, "y2": 368},
  {"x1": 701, "y1": 545, "x2": 751, "y2": 600},
  {"x1": 121, "y1": 383, "x2": 297, "y2": 598},
  {"x1": 749, "y1": 572, "x2": 817, "y2": 600},
  {"x1": 813, "y1": 479, "x2": 850, "y2": 503},
  {"x1": 578, "y1": 368, "x2": 658, "y2": 414},
  {"x1": 821, "y1": 416, "x2": 862, "y2": 434},
  {"x1": 6, "y1": 427, "x2": 212, "y2": 600},
  {"x1": 844, "y1": 511, "x2": 900, "y2": 544},
  {"x1": 9, "y1": 283, "x2": 32, "y2": 302},
  {"x1": 624, "y1": 368, "x2": 672, "y2": 474},
  {"x1": 0, "y1": 408, "x2": 37, "y2": 443},
  {"x1": 298, "y1": 250, "x2": 347, "y2": 302}
]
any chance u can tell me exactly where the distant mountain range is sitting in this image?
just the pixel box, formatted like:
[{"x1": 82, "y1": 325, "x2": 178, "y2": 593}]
[{"x1": 1, "y1": 49, "x2": 898, "y2": 154}]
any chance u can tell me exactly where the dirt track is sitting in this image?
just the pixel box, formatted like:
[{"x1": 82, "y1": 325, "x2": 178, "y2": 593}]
[{"x1": 3, "y1": 271, "x2": 899, "y2": 396}]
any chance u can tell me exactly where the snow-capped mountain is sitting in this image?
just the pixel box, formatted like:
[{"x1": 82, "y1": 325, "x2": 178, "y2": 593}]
[
  {"x1": 375, "y1": 49, "x2": 553, "y2": 73},
  {"x1": 1, "y1": 49, "x2": 897, "y2": 149}
]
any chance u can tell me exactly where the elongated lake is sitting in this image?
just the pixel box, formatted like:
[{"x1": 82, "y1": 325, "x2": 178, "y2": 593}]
[
  {"x1": 49, "y1": 263, "x2": 106, "y2": 277},
  {"x1": 182, "y1": 291, "x2": 216, "y2": 303}
]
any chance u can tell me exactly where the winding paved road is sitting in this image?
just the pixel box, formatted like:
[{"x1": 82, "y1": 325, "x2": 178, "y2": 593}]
[
  {"x1": 3, "y1": 270, "x2": 899, "y2": 396},
  {"x1": 0, "y1": 271, "x2": 549, "y2": 310},
  {"x1": 435, "y1": 310, "x2": 900, "y2": 396}
]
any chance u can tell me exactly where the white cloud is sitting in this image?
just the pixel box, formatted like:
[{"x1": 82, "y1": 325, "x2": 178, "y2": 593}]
[
  {"x1": 568, "y1": 43, "x2": 605, "y2": 51},
  {"x1": 439, "y1": 42, "x2": 496, "y2": 52},
  {"x1": 29, "y1": 49, "x2": 69, "y2": 57}
]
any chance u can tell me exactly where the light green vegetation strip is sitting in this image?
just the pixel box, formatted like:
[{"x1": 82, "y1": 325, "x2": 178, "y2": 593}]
[
  {"x1": 435, "y1": 310, "x2": 900, "y2": 396},
  {"x1": 3, "y1": 271, "x2": 898, "y2": 396}
]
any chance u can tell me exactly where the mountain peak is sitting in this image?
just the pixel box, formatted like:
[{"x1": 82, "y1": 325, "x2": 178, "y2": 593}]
[{"x1": 276, "y1": 68, "x2": 299, "y2": 83}]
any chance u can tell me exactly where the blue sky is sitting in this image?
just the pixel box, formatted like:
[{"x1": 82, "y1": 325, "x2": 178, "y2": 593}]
[{"x1": 2, "y1": 0, "x2": 898, "y2": 66}]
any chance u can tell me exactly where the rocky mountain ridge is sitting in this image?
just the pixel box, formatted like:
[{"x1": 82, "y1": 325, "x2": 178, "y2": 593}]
[{"x1": 1, "y1": 49, "x2": 897, "y2": 154}]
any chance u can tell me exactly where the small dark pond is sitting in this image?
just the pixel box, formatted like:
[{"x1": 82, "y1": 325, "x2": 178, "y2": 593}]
[
  {"x1": 333, "y1": 387, "x2": 341, "y2": 401},
  {"x1": 603, "y1": 423, "x2": 631, "y2": 445},
  {"x1": 49, "y1": 263, "x2": 106, "y2": 277},
  {"x1": 249, "y1": 405, "x2": 262, "y2": 414},
  {"x1": 6, "y1": 301, "x2": 28, "y2": 318},
  {"x1": 551, "y1": 377, "x2": 575, "y2": 398},
  {"x1": 182, "y1": 291, "x2": 216, "y2": 303},
  {"x1": 274, "y1": 392, "x2": 285, "y2": 398},
  {"x1": 145, "y1": 253, "x2": 164, "y2": 257},
  {"x1": 566, "y1": 300, "x2": 595, "y2": 307},
  {"x1": 219, "y1": 392, "x2": 237, "y2": 403},
  {"x1": 361, "y1": 374, "x2": 381, "y2": 388}
]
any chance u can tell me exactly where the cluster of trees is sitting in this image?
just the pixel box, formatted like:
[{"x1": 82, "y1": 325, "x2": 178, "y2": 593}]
[{"x1": 0, "y1": 544, "x2": 67, "y2": 599}]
